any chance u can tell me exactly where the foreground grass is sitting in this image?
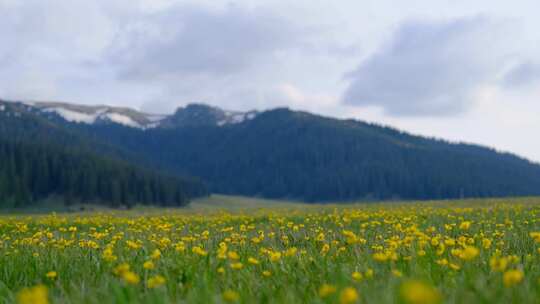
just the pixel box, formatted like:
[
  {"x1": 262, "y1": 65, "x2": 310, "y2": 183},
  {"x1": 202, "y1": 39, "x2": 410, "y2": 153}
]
[{"x1": 1, "y1": 197, "x2": 540, "y2": 303}]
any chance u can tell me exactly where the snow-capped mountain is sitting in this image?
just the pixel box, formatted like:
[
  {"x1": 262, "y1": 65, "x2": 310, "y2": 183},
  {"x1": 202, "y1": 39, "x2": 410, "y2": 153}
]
[{"x1": 0, "y1": 99, "x2": 258, "y2": 129}]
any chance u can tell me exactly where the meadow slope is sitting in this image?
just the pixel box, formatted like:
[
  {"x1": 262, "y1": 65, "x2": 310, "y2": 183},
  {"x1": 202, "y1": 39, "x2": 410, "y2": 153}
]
[{"x1": 1, "y1": 196, "x2": 540, "y2": 303}]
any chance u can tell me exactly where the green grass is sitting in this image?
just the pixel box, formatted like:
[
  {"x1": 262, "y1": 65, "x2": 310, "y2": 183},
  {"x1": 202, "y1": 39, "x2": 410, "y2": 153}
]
[{"x1": 1, "y1": 197, "x2": 540, "y2": 303}]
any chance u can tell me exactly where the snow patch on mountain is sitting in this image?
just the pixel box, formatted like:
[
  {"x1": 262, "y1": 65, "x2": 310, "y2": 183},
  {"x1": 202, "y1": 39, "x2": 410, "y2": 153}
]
[
  {"x1": 1, "y1": 99, "x2": 259, "y2": 129},
  {"x1": 218, "y1": 110, "x2": 259, "y2": 126},
  {"x1": 103, "y1": 112, "x2": 142, "y2": 128},
  {"x1": 43, "y1": 107, "x2": 99, "y2": 124}
]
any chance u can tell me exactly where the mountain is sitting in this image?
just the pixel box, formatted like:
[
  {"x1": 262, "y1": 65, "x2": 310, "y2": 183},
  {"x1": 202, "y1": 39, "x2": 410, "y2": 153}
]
[
  {"x1": 0, "y1": 100, "x2": 258, "y2": 129},
  {"x1": 2, "y1": 98, "x2": 540, "y2": 202},
  {"x1": 0, "y1": 100, "x2": 208, "y2": 208}
]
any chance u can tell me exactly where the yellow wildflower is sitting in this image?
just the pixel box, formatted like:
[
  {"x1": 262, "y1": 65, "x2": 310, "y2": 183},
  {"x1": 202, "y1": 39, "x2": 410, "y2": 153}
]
[{"x1": 339, "y1": 287, "x2": 359, "y2": 304}]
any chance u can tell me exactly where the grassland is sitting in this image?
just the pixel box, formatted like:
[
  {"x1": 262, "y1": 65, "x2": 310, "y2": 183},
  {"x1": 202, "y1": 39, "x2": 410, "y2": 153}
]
[{"x1": 2, "y1": 196, "x2": 540, "y2": 303}]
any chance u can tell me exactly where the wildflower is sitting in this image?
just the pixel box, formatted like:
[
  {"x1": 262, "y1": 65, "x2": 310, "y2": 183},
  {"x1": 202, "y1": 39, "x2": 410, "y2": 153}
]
[
  {"x1": 339, "y1": 287, "x2": 359, "y2": 304},
  {"x1": 458, "y1": 246, "x2": 479, "y2": 261},
  {"x1": 285, "y1": 247, "x2": 298, "y2": 257},
  {"x1": 147, "y1": 275, "x2": 166, "y2": 288},
  {"x1": 490, "y1": 256, "x2": 508, "y2": 272},
  {"x1": 150, "y1": 249, "x2": 161, "y2": 260},
  {"x1": 16, "y1": 285, "x2": 49, "y2": 304},
  {"x1": 45, "y1": 271, "x2": 57, "y2": 280},
  {"x1": 373, "y1": 252, "x2": 388, "y2": 262},
  {"x1": 321, "y1": 244, "x2": 330, "y2": 255},
  {"x1": 248, "y1": 257, "x2": 260, "y2": 265},
  {"x1": 482, "y1": 238, "x2": 492, "y2": 249},
  {"x1": 435, "y1": 244, "x2": 445, "y2": 256},
  {"x1": 113, "y1": 263, "x2": 130, "y2": 276},
  {"x1": 217, "y1": 267, "x2": 225, "y2": 274},
  {"x1": 269, "y1": 251, "x2": 282, "y2": 262},
  {"x1": 435, "y1": 259, "x2": 448, "y2": 266},
  {"x1": 352, "y1": 271, "x2": 363, "y2": 281},
  {"x1": 192, "y1": 246, "x2": 208, "y2": 256},
  {"x1": 227, "y1": 251, "x2": 240, "y2": 260},
  {"x1": 262, "y1": 270, "x2": 272, "y2": 277},
  {"x1": 222, "y1": 290, "x2": 240, "y2": 302},
  {"x1": 459, "y1": 221, "x2": 471, "y2": 230},
  {"x1": 400, "y1": 280, "x2": 441, "y2": 304},
  {"x1": 102, "y1": 247, "x2": 117, "y2": 262},
  {"x1": 503, "y1": 269, "x2": 524, "y2": 287},
  {"x1": 230, "y1": 262, "x2": 243, "y2": 270},
  {"x1": 143, "y1": 260, "x2": 155, "y2": 270},
  {"x1": 529, "y1": 232, "x2": 540, "y2": 243},
  {"x1": 392, "y1": 270, "x2": 403, "y2": 277},
  {"x1": 122, "y1": 271, "x2": 140, "y2": 285},
  {"x1": 319, "y1": 284, "x2": 337, "y2": 298},
  {"x1": 365, "y1": 269, "x2": 374, "y2": 278}
]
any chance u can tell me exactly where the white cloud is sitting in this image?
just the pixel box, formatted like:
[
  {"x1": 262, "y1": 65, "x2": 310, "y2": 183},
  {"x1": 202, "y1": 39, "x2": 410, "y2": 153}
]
[{"x1": 342, "y1": 17, "x2": 514, "y2": 117}]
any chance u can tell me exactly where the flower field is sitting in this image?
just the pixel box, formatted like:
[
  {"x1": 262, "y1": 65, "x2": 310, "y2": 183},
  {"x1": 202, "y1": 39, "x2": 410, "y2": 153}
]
[{"x1": 2, "y1": 198, "x2": 540, "y2": 303}]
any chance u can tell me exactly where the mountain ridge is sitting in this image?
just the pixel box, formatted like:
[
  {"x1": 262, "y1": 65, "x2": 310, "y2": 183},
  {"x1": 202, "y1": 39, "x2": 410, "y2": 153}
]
[
  {"x1": 2, "y1": 97, "x2": 540, "y2": 202},
  {"x1": 1, "y1": 97, "x2": 537, "y2": 165}
]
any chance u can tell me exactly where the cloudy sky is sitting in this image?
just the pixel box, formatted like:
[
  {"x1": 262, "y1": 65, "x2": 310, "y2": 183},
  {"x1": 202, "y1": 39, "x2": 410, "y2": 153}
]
[{"x1": 2, "y1": 0, "x2": 540, "y2": 161}]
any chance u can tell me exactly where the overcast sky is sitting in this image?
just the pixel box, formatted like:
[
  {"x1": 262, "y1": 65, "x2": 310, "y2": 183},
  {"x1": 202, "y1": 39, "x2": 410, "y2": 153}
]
[{"x1": 2, "y1": 0, "x2": 540, "y2": 162}]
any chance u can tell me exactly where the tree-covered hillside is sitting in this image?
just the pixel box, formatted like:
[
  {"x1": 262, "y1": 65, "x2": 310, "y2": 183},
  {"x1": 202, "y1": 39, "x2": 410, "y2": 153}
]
[
  {"x1": 0, "y1": 102, "x2": 208, "y2": 208},
  {"x1": 71, "y1": 106, "x2": 540, "y2": 201},
  {"x1": 0, "y1": 139, "x2": 207, "y2": 208}
]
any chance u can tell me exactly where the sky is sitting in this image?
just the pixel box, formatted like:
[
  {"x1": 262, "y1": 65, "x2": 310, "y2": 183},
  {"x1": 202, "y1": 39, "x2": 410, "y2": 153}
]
[{"x1": 1, "y1": 0, "x2": 540, "y2": 162}]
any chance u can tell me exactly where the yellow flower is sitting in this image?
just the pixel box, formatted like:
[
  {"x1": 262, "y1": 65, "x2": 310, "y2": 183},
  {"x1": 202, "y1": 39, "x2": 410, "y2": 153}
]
[
  {"x1": 373, "y1": 252, "x2": 389, "y2": 262},
  {"x1": 228, "y1": 251, "x2": 240, "y2": 260},
  {"x1": 122, "y1": 271, "x2": 140, "y2": 285},
  {"x1": 490, "y1": 256, "x2": 508, "y2": 272},
  {"x1": 435, "y1": 259, "x2": 448, "y2": 266},
  {"x1": 319, "y1": 284, "x2": 337, "y2": 298},
  {"x1": 143, "y1": 260, "x2": 155, "y2": 270},
  {"x1": 150, "y1": 249, "x2": 161, "y2": 260},
  {"x1": 45, "y1": 271, "x2": 57, "y2": 279},
  {"x1": 113, "y1": 263, "x2": 130, "y2": 276},
  {"x1": 248, "y1": 257, "x2": 260, "y2": 265},
  {"x1": 503, "y1": 269, "x2": 524, "y2": 287},
  {"x1": 530, "y1": 232, "x2": 540, "y2": 243},
  {"x1": 262, "y1": 270, "x2": 272, "y2": 277},
  {"x1": 352, "y1": 271, "x2": 363, "y2": 281},
  {"x1": 482, "y1": 238, "x2": 492, "y2": 249},
  {"x1": 339, "y1": 287, "x2": 359, "y2": 304},
  {"x1": 269, "y1": 251, "x2": 282, "y2": 262},
  {"x1": 16, "y1": 285, "x2": 49, "y2": 304},
  {"x1": 400, "y1": 280, "x2": 441, "y2": 304},
  {"x1": 230, "y1": 262, "x2": 244, "y2": 270},
  {"x1": 285, "y1": 247, "x2": 298, "y2": 257},
  {"x1": 458, "y1": 246, "x2": 479, "y2": 261},
  {"x1": 435, "y1": 244, "x2": 445, "y2": 256},
  {"x1": 459, "y1": 221, "x2": 471, "y2": 230},
  {"x1": 147, "y1": 275, "x2": 166, "y2": 288},
  {"x1": 392, "y1": 270, "x2": 403, "y2": 277},
  {"x1": 365, "y1": 269, "x2": 374, "y2": 279},
  {"x1": 222, "y1": 290, "x2": 240, "y2": 302},
  {"x1": 321, "y1": 244, "x2": 330, "y2": 255},
  {"x1": 192, "y1": 246, "x2": 208, "y2": 256},
  {"x1": 102, "y1": 247, "x2": 117, "y2": 262},
  {"x1": 217, "y1": 267, "x2": 225, "y2": 274}
]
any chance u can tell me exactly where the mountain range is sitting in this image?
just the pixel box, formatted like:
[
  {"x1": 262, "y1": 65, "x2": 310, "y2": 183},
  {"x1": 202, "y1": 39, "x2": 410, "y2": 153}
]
[{"x1": 1, "y1": 98, "x2": 540, "y2": 205}]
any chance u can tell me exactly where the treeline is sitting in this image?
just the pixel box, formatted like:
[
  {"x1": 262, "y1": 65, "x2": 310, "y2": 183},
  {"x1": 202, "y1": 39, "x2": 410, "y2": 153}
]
[
  {"x1": 74, "y1": 108, "x2": 540, "y2": 202},
  {"x1": 0, "y1": 139, "x2": 207, "y2": 208}
]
